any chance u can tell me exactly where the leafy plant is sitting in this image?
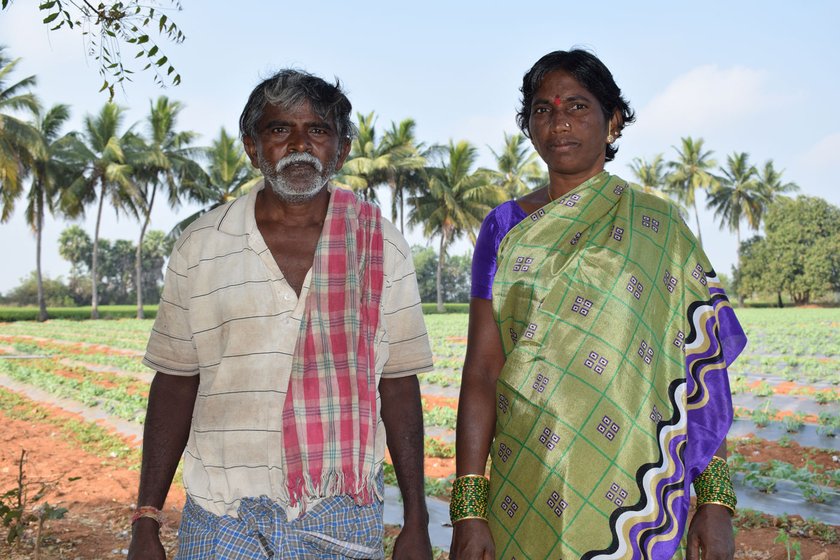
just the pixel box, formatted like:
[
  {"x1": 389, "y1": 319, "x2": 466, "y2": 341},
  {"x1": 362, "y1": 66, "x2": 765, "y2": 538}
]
[
  {"x1": 0, "y1": 451, "x2": 68, "y2": 550},
  {"x1": 744, "y1": 472, "x2": 776, "y2": 493},
  {"x1": 424, "y1": 437, "x2": 455, "y2": 458},
  {"x1": 798, "y1": 482, "x2": 830, "y2": 504},
  {"x1": 774, "y1": 529, "x2": 802, "y2": 560},
  {"x1": 750, "y1": 403, "x2": 778, "y2": 428},
  {"x1": 817, "y1": 412, "x2": 839, "y2": 437},
  {"x1": 781, "y1": 414, "x2": 805, "y2": 434},
  {"x1": 752, "y1": 381, "x2": 774, "y2": 397},
  {"x1": 814, "y1": 390, "x2": 840, "y2": 405},
  {"x1": 423, "y1": 406, "x2": 457, "y2": 430}
]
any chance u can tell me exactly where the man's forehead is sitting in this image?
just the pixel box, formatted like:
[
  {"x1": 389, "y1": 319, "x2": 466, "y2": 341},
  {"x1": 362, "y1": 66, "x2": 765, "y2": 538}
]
[{"x1": 264, "y1": 99, "x2": 331, "y2": 120}]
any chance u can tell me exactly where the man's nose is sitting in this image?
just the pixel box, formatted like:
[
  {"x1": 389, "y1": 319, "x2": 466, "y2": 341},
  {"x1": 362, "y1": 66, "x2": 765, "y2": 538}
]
[{"x1": 287, "y1": 129, "x2": 311, "y2": 152}]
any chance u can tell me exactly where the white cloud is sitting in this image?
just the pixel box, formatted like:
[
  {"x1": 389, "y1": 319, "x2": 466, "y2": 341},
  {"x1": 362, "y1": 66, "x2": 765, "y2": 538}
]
[
  {"x1": 798, "y1": 132, "x2": 840, "y2": 169},
  {"x1": 632, "y1": 65, "x2": 780, "y2": 145}
]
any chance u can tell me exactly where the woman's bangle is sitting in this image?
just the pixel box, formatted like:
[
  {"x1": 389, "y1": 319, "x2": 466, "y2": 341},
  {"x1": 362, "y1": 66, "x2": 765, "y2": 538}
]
[
  {"x1": 450, "y1": 474, "x2": 490, "y2": 524},
  {"x1": 131, "y1": 505, "x2": 165, "y2": 527},
  {"x1": 694, "y1": 456, "x2": 737, "y2": 514}
]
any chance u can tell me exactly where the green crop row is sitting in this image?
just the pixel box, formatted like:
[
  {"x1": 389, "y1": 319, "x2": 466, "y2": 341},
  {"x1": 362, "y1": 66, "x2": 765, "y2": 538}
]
[{"x1": 0, "y1": 359, "x2": 147, "y2": 423}]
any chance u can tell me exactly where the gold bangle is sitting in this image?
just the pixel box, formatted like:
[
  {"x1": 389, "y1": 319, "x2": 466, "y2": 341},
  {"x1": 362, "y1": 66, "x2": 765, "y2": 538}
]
[
  {"x1": 694, "y1": 456, "x2": 737, "y2": 514},
  {"x1": 450, "y1": 474, "x2": 490, "y2": 524},
  {"x1": 697, "y1": 501, "x2": 735, "y2": 515}
]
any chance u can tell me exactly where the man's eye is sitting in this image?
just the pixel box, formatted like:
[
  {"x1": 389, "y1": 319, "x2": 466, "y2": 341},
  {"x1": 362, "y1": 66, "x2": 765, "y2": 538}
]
[
  {"x1": 270, "y1": 127, "x2": 288, "y2": 134},
  {"x1": 571, "y1": 103, "x2": 587, "y2": 111},
  {"x1": 533, "y1": 107, "x2": 549, "y2": 114}
]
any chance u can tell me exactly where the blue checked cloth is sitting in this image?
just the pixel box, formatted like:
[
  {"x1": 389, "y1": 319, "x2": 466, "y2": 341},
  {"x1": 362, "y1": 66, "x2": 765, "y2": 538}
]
[{"x1": 175, "y1": 491, "x2": 385, "y2": 559}]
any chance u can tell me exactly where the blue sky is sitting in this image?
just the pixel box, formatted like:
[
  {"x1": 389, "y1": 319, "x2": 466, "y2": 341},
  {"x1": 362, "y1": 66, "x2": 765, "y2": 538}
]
[{"x1": 1, "y1": 1, "x2": 839, "y2": 293}]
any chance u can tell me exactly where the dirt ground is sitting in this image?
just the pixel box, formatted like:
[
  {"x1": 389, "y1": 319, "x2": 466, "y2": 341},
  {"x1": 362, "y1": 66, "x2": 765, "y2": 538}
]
[{"x1": 1, "y1": 400, "x2": 838, "y2": 559}]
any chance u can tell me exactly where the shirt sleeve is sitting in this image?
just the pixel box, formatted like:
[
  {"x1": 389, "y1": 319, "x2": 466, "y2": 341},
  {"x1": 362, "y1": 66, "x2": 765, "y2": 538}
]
[
  {"x1": 143, "y1": 241, "x2": 200, "y2": 376},
  {"x1": 380, "y1": 221, "x2": 434, "y2": 378},
  {"x1": 470, "y1": 209, "x2": 501, "y2": 300}
]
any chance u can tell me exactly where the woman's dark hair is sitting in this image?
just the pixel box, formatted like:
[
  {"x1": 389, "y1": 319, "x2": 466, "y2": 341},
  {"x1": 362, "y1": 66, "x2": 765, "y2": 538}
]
[{"x1": 516, "y1": 49, "x2": 635, "y2": 162}]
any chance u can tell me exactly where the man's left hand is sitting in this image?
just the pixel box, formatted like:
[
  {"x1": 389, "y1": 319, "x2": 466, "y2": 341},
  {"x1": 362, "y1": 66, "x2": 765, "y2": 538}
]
[
  {"x1": 392, "y1": 520, "x2": 433, "y2": 560},
  {"x1": 686, "y1": 504, "x2": 735, "y2": 560}
]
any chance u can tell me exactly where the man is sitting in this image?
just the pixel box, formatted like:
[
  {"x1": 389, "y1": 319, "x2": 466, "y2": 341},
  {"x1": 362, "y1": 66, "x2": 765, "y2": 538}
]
[{"x1": 128, "y1": 69, "x2": 434, "y2": 559}]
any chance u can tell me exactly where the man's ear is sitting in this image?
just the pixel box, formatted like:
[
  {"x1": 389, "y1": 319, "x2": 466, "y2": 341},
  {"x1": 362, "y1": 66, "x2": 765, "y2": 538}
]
[
  {"x1": 242, "y1": 135, "x2": 260, "y2": 168},
  {"x1": 333, "y1": 140, "x2": 353, "y2": 172}
]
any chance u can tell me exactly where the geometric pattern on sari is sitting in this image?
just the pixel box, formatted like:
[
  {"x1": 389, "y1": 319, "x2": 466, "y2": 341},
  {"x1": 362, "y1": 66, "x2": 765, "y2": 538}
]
[{"x1": 488, "y1": 173, "x2": 739, "y2": 559}]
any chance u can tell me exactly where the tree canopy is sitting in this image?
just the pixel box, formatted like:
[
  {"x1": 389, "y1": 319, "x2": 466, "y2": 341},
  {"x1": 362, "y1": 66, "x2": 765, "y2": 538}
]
[
  {"x1": 738, "y1": 196, "x2": 840, "y2": 305},
  {"x1": 1, "y1": 0, "x2": 185, "y2": 99}
]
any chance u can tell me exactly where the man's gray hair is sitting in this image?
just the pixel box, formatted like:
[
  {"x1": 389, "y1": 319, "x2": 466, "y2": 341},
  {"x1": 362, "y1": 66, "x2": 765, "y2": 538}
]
[{"x1": 238, "y1": 69, "x2": 357, "y2": 147}]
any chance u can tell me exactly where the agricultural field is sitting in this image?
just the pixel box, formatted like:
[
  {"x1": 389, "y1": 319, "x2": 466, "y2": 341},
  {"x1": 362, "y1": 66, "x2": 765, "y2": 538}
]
[{"x1": 0, "y1": 309, "x2": 838, "y2": 558}]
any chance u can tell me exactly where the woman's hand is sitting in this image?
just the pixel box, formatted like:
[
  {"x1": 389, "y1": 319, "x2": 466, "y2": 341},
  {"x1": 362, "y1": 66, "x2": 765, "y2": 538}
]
[
  {"x1": 450, "y1": 519, "x2": 495, "y2": 560},
  {"x1": 686, "y1": 504, "x2": 735, "y2": 560}
]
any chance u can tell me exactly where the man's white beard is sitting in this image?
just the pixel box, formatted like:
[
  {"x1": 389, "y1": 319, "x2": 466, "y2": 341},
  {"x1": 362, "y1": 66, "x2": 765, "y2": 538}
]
[{"x1": 261, "y1": 152, "x2": 337, "y2": 204}]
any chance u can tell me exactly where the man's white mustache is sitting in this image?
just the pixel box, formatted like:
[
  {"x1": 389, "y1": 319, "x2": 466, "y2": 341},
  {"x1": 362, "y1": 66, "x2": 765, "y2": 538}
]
[{"x1": 275, "y1": 152, "x2": 323, "y2": 173}]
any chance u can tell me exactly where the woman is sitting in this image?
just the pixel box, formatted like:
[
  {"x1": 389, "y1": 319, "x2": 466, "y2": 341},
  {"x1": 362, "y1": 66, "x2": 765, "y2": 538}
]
[{"x1": 450, "y1": 50, "x2": 746, "y2": 560}]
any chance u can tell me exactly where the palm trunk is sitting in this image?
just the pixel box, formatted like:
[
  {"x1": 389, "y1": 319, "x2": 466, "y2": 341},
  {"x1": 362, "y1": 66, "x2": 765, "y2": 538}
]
[
  {"x1": 91, "y1": 180, "x2": 106, "y2": 319},
  {"x1": 736, "y1": 226, "x2": 744, "y2": 307},
  {"x1": 136, "y1": 186, "x2": 156, "y2": 319},
  {"x1": 35, "y1": 192, "x2": 47, "y2": 322},
  {"x1": 692, "y1": 200, "x2": 703, "y2": 248},
  {"x1": 436, "y1": 231, "x2": 447, "y2": 313},
  {"x1": 135, "y1": 217, "x2": 149, "y2": 319}
]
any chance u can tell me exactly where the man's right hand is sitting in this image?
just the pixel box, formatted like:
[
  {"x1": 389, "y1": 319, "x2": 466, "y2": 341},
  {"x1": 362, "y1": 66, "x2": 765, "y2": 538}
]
[
  {"x1": 450, "y1": 518, "x2": 495, "y2": 560},
  {"x1": 127, "y1": 519, "x2": 166, "y2": 560}
]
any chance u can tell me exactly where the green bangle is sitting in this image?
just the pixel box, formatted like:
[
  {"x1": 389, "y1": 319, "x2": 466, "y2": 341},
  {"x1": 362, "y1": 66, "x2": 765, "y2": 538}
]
[
  {"x1": 450, "y1": 475, "x2": 490, "y2": 524},
  {"x1": 694, "y1": 456, "x2": 737, "y2": 514}
]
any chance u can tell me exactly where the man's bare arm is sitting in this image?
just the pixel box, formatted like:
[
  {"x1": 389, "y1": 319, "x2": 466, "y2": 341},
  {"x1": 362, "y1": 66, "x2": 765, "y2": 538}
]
[
  {"x1": 128, "y1": 372, "x2": 199, "y2": 560},
  {"x1": 380, "y1": 374, "x2": 432, "y2": 559}
]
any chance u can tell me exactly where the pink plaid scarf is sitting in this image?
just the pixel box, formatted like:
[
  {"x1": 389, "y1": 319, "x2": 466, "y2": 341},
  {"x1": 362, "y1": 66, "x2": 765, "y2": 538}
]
[{"x1": 281, "y1": 187, "x2": 384, "y2": 507}]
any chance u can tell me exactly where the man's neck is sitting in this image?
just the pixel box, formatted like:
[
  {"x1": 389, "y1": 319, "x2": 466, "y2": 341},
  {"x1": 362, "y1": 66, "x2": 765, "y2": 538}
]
[{"x1": 255, "y1": 183, "x2": 331, "y2": 226}]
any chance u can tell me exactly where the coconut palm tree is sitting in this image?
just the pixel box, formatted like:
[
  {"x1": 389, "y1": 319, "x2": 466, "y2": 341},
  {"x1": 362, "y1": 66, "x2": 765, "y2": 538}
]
[
  {"x1": 755, "y1": 159, "x2": 799, "y2": 212},
  {"x1": 168, "y1": 127, "x2": 260, "y2": 239},
  {"x1": 666, "y1": 137, "x2": 717, "y2": 246},
  {"x1": 335, "y1": 111, "x2": 390, "y2": 202},
  {"x1": 707, "y1": 152, "x2": 763, "y2": 247},
  {"x1": 489, "y1": 132, "x2": 544, "y2": 199},
  {"x1": 20, "y1": 104, "x2": 73, "y2": 321},
  {"x1": 628, "y1": 154, "x2": 667, "y2": 193},
  {"x1": 408, "y1": 140, "x2": 505, "y2": 312},
  {"x1": 60, "y1": 102, "x2": 139, "y2": 318},
  {"x1": 0, "y1": 47, "x2": 42, "y2": 218},
  {"x1": 130, "y1": 96, "x2": 204, "y2": 317},
  {"x1": 380, "y1": 118, "x2": 427, "y2": 231}
]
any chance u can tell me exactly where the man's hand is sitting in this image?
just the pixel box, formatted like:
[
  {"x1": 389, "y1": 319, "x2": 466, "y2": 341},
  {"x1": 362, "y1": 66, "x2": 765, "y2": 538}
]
[
  {"x1": 127, "y1": 518, "x2": 166, "y2": 560},
  {"x1": 450, "y1": 519, "x2": 494, "y2": 560},
  {"x1": 686, "y1": 504, "x2": 735, "y2": 560},
  {"x1": 393, "y1": 518, "x2": 433, "y2": 560}
]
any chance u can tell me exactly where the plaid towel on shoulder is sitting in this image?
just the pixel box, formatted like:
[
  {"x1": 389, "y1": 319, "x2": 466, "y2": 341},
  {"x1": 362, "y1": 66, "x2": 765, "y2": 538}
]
[{"x1": 281, "y1": 187, "x2": 384, "y2": 508}]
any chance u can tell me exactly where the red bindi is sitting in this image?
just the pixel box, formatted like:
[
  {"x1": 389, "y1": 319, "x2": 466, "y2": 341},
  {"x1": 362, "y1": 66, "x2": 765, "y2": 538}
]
[{"x1": 552, "y1": 95, "x2": 562, "y2": 106}]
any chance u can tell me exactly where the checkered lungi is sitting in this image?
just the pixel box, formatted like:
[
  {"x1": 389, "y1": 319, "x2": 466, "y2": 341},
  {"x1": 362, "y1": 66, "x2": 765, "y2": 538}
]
[{"x1": 175, "y1": 492, "x2": 384, "y2": 559}]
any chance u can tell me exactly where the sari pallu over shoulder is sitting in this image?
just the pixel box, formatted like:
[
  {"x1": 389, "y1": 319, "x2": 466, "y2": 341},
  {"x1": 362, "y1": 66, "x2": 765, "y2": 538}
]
[{"x1": 488, "y1": 172, "x2": 745, "y2": 559}]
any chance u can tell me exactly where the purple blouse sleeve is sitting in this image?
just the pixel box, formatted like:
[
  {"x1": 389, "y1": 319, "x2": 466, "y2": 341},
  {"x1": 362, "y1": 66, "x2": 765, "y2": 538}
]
[{"x1": 470, "y1": 201, "x2": 528, "y2": 299}]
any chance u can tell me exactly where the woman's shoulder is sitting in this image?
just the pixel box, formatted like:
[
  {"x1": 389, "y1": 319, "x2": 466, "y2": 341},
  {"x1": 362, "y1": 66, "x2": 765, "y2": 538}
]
[{"x1": 484, "y1": 199, "x2": 527, "y2": 229}]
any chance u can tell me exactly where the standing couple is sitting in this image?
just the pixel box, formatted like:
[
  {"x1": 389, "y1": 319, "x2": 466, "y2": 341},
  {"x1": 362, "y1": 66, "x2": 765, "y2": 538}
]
[{"x1": 129, "y1": 49, "x2": 744, "y2": 560}]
